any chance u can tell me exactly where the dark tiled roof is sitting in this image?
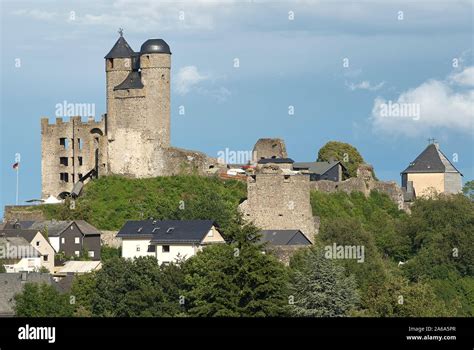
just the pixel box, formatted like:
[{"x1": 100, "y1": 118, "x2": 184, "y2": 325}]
[
  {"x1": 105, "y1": 36, "x2": 135, "y2": 59},
  {"x1": 402, "y1": 144, "x2": 462, "y2": 174},
  {"x1": 75, "y1": 221, "x2": 101, "y2": 236},
  {"x1": 20, "y1": 221, "x2": 100, "y2": 237},
  {"x1": 28, "y1": 221, "x2": 71, "y2": 237},
  {"x1": 258, "y1": 158, "x2": 294, "y2": 164},
  {"x1": 117, "y1": 220, "x2": 216, "y2": 244},
  {"x1": 0, "y1": 237, "x2": 40, "y2": 258},
  {"x1": 0, "y1": 229, "x2": 39, "y2": 243},
  {"x1": 114, "y1": 71, "x2": 144, "y2": 90},
  {"x1": 293, "y1": 161, "x2": 344, "y2": 175},
  {"x1": 2, "y1": 220, "x2": 35, "y2": 230},
  {"x1": 259, "y1": 230, "x2": 311, "y2": 246}
]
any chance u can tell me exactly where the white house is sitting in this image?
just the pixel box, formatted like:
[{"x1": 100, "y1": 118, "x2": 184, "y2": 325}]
[
  {"x1": 117, "y1": 220, "x2": 225, "y2": 264},
  {"x1": 0, "y1": 237, "x2": 42, "y2": 273},
  {"x1": 1, "y1": 229, "x2": 55, "y2": 272}
]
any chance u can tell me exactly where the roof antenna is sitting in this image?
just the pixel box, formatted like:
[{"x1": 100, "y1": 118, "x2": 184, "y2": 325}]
[{"x1": 118, "y1": 28, "x2": 124, "y2": 37}]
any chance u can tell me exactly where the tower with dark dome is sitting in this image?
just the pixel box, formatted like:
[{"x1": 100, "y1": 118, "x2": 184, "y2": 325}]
[{"x1": 104, "y1": 34, "x2": 173, "y2": 177}]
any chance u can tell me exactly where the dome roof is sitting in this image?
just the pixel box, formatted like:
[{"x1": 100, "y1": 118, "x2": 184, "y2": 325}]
[{"x1": 140, "y1": 39, "x2": 171, "y2": 54}]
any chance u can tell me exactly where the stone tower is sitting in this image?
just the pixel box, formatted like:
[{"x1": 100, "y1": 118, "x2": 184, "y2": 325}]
[
  {"x1": 40, "y1": 34, "x2": 217, "y2": 200},
  {"x1": 105, "y1": 37, "x2": 172, "y2": 177}
]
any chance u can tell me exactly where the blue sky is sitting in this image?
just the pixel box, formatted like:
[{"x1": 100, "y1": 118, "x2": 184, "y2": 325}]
[{"x1": 1, "y1": 0, "x2": 473, "y2": 217}]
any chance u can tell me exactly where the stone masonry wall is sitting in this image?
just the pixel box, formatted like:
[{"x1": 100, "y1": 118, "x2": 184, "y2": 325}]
[
  {"x1": 239, "y1": 166, "x2": 317, "y2": 242},
  {"x1": 309, "y1": 164, "x2": 409, "y2": 211},
  {"x1": 41, "y1": 116, "x2": 106, "y2": 198},
  {"x1": 252, "y1": 138, "x2": 288, "y2": 161}
]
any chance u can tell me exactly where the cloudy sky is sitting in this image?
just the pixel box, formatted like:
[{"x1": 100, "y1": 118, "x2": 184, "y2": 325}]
[{"x1": 0, "y1": 0, "x2": 473, "y2": 214}]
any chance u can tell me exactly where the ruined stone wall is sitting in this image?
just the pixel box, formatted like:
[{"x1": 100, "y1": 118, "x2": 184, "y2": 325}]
[
  {"x1": 252, "y1": 138, "x2": 288, "y2": 161},
  {"x1": 265, "y1": 245, "x2": 307, "y2": 266},
  {"x1": 239, "y1": 167, "x2": 317, "y2": 242},
  {"x1": 41, "y1": 116, "x2": 106, "y2": 198},
  {"x1": 309, "y1": 164, "x2": 409, "y2": 211},
  {"x1": 4, "y1": 206, "x2": 45, "y2": 221}
]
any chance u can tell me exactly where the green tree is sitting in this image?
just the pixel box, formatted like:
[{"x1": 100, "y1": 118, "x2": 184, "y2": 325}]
[
  {"x1": 90, "y1": 257, "x2": 184, "y2": 317},
  {"x1": 100, "y1": 245, "x2": 122, "y2": 263},
  {"x1": 183, "y1": 243, "x2": 289, "y2": 317},
  {"x1": 462, "y1": 180, "x2": 474, "y2": 201},
  {"x1": 400, "y1": 194, "x2": 474, "y2": 281},
  {"x1": 317, "y1": 141, "x2": 366, "y2": 178},
  {"x1": 70, "y1": 272, "x2": 97, "y2": 316},
  {"x1": 14, "y1": 283, "x2": 74, "y2": 317},
  {"x1": 289, "y1": 246, "x2": 359, "y2": 316},
  {"x1": 365, "y1": 275, "x2": 455, "y2": 317}
]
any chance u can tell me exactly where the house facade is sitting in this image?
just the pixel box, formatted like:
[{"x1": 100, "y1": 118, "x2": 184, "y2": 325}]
[
  {"x1": 0, "y1": 237, "x2": 42, "y2": 273},
  {"x1": 117, "y1": 220, "x2": 225, "y2": 264},
  {"x1": 1, "y1": 229, "x2": 55, "y2": 272},
  {"x1": 401, "y1": 142, "x2": 463, "y2": 198},
  {"x1": 6, "y1": 220, "x2": 102, "y2": 260}
]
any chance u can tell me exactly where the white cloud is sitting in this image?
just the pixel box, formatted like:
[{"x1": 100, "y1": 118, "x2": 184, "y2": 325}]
[
  {"x1": 449, "y1": 66, "x2": 474, "y2": 87},
  {"x1": 346, "y1": 80, "x2": 385, "y2": 91},
  {"x1": 12, "y1": 9, "x2": 58, "y2": 21},
  {"x1": 370, "y1": 66, "x2": 474, "y2": 137},
  {"x1": 175, "y1": 66, "x2": 209, "y2": 95},
  {"x1": 174, "y1": 66, "x2": 231, "y2": 102}
]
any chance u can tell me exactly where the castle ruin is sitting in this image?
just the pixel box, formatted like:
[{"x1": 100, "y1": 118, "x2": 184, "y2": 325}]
[
  {"x1": 41, "y1": 34, "x2": 217, "y2": 199},
  {"x1": 239, "y1": 165, "x2": 318, "y2": 243}
]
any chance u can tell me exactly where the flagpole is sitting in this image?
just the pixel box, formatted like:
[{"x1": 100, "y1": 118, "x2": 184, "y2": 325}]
[
  {"x1": 14, "y1": 153, "x2": 21, "y2": 205},
  {"x1": 16, "y1": 165, "x2": 19, "y2": 205}
]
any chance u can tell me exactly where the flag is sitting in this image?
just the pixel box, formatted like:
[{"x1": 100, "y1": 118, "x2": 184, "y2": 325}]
[{"x1": 12, "y1": 162, "x2": 19, "y2": 170}]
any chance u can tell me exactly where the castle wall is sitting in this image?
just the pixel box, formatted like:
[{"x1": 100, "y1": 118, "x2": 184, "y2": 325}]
[
  {"x1": 252, "y1": 138, "x2": 287, "y2": 161},
  {"x1": 240, "y1": 170, "x2": 317, "y2": 242},
  {"x1": 41, "y1": 116, "x2": 106, "y2": 198}
]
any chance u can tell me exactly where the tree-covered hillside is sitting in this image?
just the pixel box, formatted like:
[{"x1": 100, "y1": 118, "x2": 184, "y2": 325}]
[
  {"x1": 14, "y1": 176, "x2": 473, "y2": 317},
  {"x1": 311, "y1": 190, "x2": 474, "y2": 316}
]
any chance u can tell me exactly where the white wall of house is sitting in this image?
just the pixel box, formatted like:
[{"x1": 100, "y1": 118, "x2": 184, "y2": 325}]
[
  {"x1": 201, "y1": 227, "x2": 225, "y2": 244},
  {"x1": 49, "y1": 236, "x2": 60, "y2": 253},
  {"x1": 154, "y1": 244, "x2": 198, "y2": 265},
  {"x1": 31, "y1": 232, "x2": 55, "y2": 272},
  {"x1": 121, "y1": 226, "x2": 225, "y2": 264},
  {"x1": 121, "y1": 238, "x2": 156, "y2": 259},
  {"x1": 3, "y1": 257, "x2": 42, "y2": 273}
]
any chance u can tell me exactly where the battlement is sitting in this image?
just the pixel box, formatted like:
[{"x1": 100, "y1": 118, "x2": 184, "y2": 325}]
[{"x1": 41, "y1": 115, "x2": 106, "y2": 129}]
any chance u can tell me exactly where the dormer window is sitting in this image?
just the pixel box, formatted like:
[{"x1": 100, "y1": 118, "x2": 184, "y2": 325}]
[
  {"x1": 137, "y1": 227, "x2": 143, "y2": 233},
  {"x1": 166, "y1": 227, "x2": 174, "y2": 233},
  {"x1": 152, "y1": 227, "x2": 160, "y2": 233}
]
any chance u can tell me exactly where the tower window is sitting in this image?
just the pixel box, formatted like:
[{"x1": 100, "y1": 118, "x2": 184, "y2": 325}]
[
  {"x1": 78, "y1": 138, "x2": 83, "y2": 150},
  {"x1": 59, "y1": 157, "x2": 68, "y2": 166},
  {"x1": 78, "y1": 173, "x2": 83, "y2": 180},
  {"x1": 78, "y1": 157, "x2": 83, "y2": 166},
  {"x1": 60, "y1": 138, "x2": 69, "y2": 149},
  {"x1": 60, "y1": 173, "x2": 69, "y2": 182}
]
